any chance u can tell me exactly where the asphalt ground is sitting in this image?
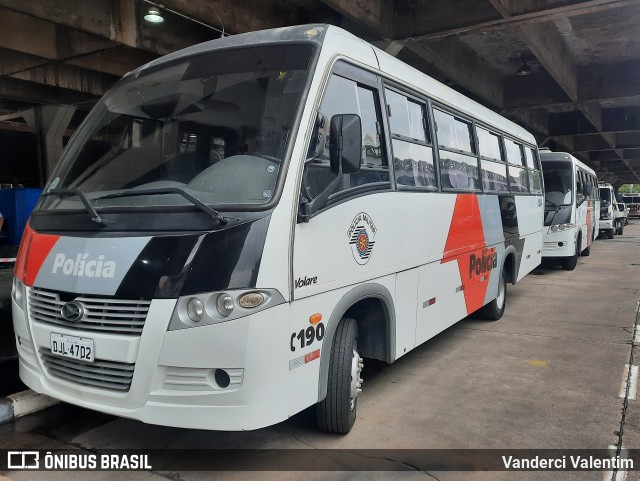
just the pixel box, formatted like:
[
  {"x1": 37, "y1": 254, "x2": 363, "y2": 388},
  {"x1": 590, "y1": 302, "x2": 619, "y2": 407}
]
[{"x1": 1, "y1": 221, "x2": 640, "y2": 480}]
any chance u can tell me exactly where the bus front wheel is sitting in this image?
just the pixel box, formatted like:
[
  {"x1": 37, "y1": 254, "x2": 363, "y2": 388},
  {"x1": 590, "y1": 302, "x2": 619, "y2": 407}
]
[
  {"x1": 479, "y1": 267, "x2": 507, "y2": 321},
  {"x1": 561, "y1": 239, "x2": 580, "y2": 271},
  {"x1": 317, "y1": 317, "x2": 363, "y2": 434}
]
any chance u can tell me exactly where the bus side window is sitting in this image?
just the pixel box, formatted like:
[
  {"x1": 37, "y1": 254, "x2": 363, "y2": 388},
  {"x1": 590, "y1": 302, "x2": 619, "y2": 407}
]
[
  {"x1": 434, "y1": 109, "x2": 480, "y2": 191},
  {"x1": 576, "y1": 170, "x2": 584, "y2": 202},
  {"x1": 504, "y1": 138, "x2": 528, "y2": 193},
  {"x1": 386, "y1": 88, "x2": 436, "y2": 189},
  {"x1": 524, "y1": 146, "x2": 542, "y2": 194},
  {"x1": 478, "y1": 126, "x2": 508, "y2": 193},
  {"x1": 302, "y1": 73, "x2": 389, "y2": 205}
]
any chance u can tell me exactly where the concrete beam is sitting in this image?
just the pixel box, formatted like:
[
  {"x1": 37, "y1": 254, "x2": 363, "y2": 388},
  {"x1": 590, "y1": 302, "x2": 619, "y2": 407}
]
[
  {"x1": 573, "y1": 132, "x2": 640, "y2": 152},
  {"x1": 505, "y1": 59, "x2": 640, "y2": 109},
  {"x1": 0, "y1": 0, "x2": 127, "y2": 45},
  {"x1": 396, "y1": 0, "x2": 499, "y2": 42},
  {"x1": 0, "y1": 0, "x2": 226, "y2": 57},
  {"x1": 320, "y1": 0, "x2": 392, "y2": 38},
  {"x1": 65, "y1": 47, "x2": 158, "y2": 78},
  {"x1": 518, "y1": 21, "x2": 578, "y2": 102},
  {"x1": 549, "y1": 111, "x2": 598, "y2": 136},
  {"x1": 590, "y1": 149, "x2": 640, "y2": 161},
  {"x1": 9, "y1": 64, "x2": 117, "y2": 97},
  {"x1": 406, "y1": 38, "x2": 505, "y2": 109},
  {"x1": 0, "y1": 49, "x2": 47, "y2": 76},
  {"x1": 0, "y1": 8, "x2": 113, "y2": 60},
  {"x1": 0, "y1": 77, "x2": 93, "y2": 105},
  {"x1": 396, "y1": 0, "x2": 636, "y2": 42},
  {"x1": 152, "y1": 0, "x2": 293, "y2": 35}
]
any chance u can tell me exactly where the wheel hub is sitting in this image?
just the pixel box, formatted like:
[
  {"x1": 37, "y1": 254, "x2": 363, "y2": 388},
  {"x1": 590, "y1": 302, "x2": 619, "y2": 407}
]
[
  {"x1": 496, "y1": 273, "x2": 505, "y2": 309},
  {"x1": 349, "y1": 349, "x2": 364, "y2": 411}
]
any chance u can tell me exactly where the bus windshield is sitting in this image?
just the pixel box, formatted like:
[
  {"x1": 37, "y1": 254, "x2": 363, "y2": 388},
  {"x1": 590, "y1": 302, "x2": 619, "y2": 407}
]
[
  {"x1": 600, "y1": 187, "x2": 612, "y2": 205},
  {"x1": 40, "y1": 44, "x2": 314, "y2": 212},
  {"x1": 543, "y1": 161, "x2": 573, "y2": 206}
]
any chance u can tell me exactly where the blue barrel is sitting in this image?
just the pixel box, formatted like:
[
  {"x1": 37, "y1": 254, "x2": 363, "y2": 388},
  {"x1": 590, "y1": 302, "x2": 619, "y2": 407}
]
[{"x1": 0, "y1": 188, "x2": 43, "y2": 245}]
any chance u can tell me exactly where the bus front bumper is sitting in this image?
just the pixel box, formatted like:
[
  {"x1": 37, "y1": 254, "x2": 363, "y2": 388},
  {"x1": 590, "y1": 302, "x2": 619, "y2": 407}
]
[
  {"x1": 599, "y1": 219, "x2": 614, "y2": 231},
  {"x1": 542, "y1": 227, "x2": 577, "y2": 258},
  {"x1": 13, "y1": 294, "x2": 290, "y2": 431}
]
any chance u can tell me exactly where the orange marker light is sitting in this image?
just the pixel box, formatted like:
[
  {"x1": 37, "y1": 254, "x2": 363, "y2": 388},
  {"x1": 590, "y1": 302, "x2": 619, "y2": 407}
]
[{"x1": 309, "y1": 313, "x2": 322, "y2": 324}]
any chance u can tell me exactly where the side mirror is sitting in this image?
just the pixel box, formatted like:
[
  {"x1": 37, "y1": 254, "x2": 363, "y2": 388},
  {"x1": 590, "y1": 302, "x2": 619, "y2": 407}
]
[
  {"x1": 307, "y1": 112, "x2": 327, "y2": 160},
  {"x1": 330, "y1": 114, "x2": 362, "y2": 174},
  {"x1": 583, "y1": 181, "x2": 593, "y2": 196}
]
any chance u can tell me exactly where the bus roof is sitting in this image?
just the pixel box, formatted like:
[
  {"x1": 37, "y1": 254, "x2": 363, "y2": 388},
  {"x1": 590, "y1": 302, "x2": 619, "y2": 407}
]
[
  {"x1": 540, "y1": 151, "x2": 597, "y2": 177},
  {"x1": 129, "y1": 24, "x2": 536, "y2": 146}
]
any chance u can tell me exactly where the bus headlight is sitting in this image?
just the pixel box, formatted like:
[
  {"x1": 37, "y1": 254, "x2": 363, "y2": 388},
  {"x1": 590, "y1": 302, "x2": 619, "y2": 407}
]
[
  {"x1": 549, "y1": 223, "x2": 574, "y2": 233},
  {"x1": 187, "y1": 298, "x2": 205, "y2": 322},
  {"x1": 169, "y1": 289, "x2": 285, "y2": 330},
  {"x1": 216, "y1": 294, "x2": 235, "y2": 317},
  {"x1": 12, "y1": 278, "x2": 26, "y2": 310}
]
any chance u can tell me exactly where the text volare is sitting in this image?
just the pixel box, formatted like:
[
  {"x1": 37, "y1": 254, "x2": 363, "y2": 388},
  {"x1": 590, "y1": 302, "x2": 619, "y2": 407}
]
[{"x1": 295, "y1": 276, "x2": 318, "y2": 288}]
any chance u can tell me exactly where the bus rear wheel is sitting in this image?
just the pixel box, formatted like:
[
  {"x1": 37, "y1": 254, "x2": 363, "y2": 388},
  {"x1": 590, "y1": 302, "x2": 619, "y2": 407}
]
[
  {"x1": 317, "y1": 317, "x2": 363, "y2": 434},
  {"x1": 479, "y1": 267, "x2": 506, "y2": 321}
]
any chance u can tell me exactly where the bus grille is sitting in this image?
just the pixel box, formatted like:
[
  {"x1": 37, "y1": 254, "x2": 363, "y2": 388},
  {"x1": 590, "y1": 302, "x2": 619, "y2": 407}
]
[
  {"x1": 28, "y1": 287, "x2": 151, "y2": 336},
  {"x1": 40, "y1": 349, "x2": 134, "y2": 392}
]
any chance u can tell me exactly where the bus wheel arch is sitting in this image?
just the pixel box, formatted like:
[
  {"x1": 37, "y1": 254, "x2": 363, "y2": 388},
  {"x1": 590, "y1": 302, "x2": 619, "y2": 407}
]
[
  {"x1": 561, "y1": 236, "x2": 580, "y2": 271},
  {"x1": 316, "y1": 284, "x2": 395, "y2": 405},
  {"x1": 502, "y1": 247, "x2": 517, "y2": 285}
]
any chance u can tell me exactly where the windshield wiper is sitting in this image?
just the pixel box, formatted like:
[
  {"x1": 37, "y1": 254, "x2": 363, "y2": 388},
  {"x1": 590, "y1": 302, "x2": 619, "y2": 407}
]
[
  {"x1": 43, "y1": 188, "x2": 114, "y2": 226},
  {"x1": 97, "y1": 187, "x2": 229, "y2": 225}
]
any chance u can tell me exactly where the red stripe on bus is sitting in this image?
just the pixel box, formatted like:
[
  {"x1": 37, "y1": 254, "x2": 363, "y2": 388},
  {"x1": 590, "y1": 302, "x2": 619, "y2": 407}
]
[
  {"x1": 441, "y1": 194, "x2": 491, "y2": 315},
  {"x1": 14, "y1": 224, "x2": 61, "y2": 285}
]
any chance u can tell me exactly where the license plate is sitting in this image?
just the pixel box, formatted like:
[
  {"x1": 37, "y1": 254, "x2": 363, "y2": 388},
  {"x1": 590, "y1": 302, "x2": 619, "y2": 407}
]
[{"x1": 50, "y1": 333, "x2": 94, "y2": 363}]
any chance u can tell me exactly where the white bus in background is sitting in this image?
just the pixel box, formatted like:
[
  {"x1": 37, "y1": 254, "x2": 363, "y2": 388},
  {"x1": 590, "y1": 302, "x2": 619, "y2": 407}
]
[
  {"x1": 622, "y1": 193, "x2": 640, "y2": 218},
  {"x1": 599, "y1": 181, "x2": 621, "y2": 238},
  {"x1": 12, "y1": 24, "x2": 544, "y2": 434},
  {"x1": 541, "y1": 151, "x2": 599, "y2": 270}
]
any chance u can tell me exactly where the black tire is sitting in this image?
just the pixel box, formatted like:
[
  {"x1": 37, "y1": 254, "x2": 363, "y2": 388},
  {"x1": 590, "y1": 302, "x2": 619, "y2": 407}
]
[
  {"x1": 607, "y1": 228, "x2": 614, "y2": 239},
  {"x1": 581, "y1": 242, "x2": 591, "y2": 256},
  {"x1": 561, "y1": 239, "x2": 579, "y2": 270},
  {"x1": 479, "y1": 267, "x2": 507, "y2": 321},
  {"x1": 619, "y1": 223, "x2": 624, "y2": 235},
  {"x1": 317, "y1": 317, "x2": 362, "y2": 434}
]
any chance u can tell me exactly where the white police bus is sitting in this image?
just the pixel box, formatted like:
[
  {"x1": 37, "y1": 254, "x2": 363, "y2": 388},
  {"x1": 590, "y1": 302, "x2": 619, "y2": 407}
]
[
  {"x1": 12, "y1": 25, "x2": 543, "y2": 434},
  {"x1": 541, "y1": 151, "x2": 599, "y2": 270}
]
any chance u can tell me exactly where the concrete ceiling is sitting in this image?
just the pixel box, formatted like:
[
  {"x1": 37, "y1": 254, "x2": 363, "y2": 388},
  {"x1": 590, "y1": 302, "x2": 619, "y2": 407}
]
[{"x1": 0, "y1": 0, "x2": 639, "y2": 186}]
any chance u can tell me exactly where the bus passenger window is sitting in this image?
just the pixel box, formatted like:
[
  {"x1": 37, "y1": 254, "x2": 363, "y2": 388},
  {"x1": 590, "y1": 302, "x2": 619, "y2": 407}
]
[
  {"x1": 477, "y1": 127, "x2": 508, "y2": 193},
  {"x1": 524, "y1": 146, "x2": 542, "y2": 194},
  {"x1": 481, "y1": 159, "x2": 509, "y2": 192},
  {"x1": 385, "y1": 88, "x2": 435, "y2": 188},
  {"x1": 392, "y1": 140, "x2": 436, "y2": 188},
  {"x1": 439, "y1": 151, "x2": 481, "y2": 191},
  {"x1": 434, "y1": 109, "x2": 479, "y2": 191},
  {"x1": 433, "y1": 110, "x2": 474, "y2": 153},
  {"x1": 504, "y1": 139, "x2": 528, "y2": 193},
  {"x1": 386, "y1": 89, "x2": 428, "y2": 142}
]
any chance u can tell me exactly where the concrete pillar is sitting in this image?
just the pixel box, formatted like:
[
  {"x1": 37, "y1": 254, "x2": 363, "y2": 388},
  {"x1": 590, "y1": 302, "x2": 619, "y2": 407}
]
[{"x1": 24, "y1": 105, "x2": 76, "y2": 184}]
